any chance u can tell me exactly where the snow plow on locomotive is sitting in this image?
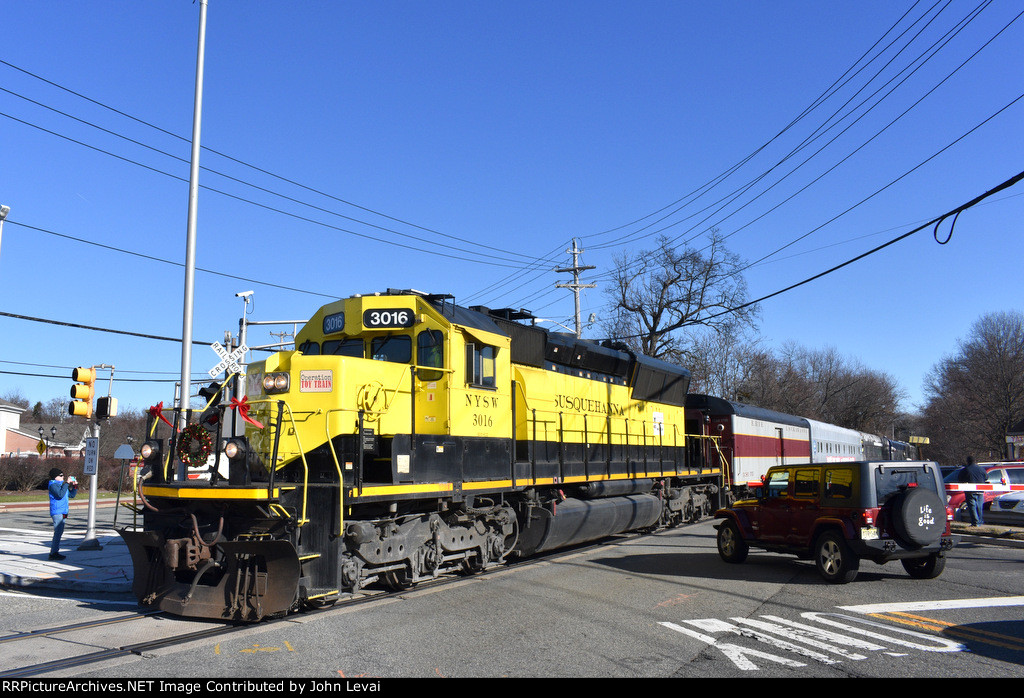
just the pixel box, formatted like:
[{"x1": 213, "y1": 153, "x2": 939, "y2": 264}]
[{"x1": 120, "y1": 290, "x2": 722, "y2": 621}]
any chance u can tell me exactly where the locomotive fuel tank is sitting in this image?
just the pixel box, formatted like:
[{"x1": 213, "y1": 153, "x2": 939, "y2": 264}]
[{"x1": 514, "y1": 494, "x2": 663, "y2": 556}]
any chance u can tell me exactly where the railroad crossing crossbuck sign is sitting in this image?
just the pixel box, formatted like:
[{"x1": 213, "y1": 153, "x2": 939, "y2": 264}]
[{"x1": 209, "y1": 342, "x2": 248, "y2": 378}]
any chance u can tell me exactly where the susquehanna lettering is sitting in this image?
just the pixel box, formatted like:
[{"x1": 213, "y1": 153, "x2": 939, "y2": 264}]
[{"x1": 554, "y1": 394, "x2": 624, "y2": 416}]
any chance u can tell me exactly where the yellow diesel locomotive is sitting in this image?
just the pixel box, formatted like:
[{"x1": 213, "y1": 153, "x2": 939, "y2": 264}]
[{"x1": 121, "y1": 289, "x2": 720, "y2": 620}]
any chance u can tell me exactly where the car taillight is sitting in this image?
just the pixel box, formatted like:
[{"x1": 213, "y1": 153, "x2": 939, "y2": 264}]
[{"x1": 860, "y1": 508, "x2": 879, "y2": 527}]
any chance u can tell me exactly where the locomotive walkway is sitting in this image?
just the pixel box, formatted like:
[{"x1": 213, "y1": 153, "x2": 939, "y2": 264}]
[{"x1": 0, "y1": 496, "x2": 1021, "y2": 597}]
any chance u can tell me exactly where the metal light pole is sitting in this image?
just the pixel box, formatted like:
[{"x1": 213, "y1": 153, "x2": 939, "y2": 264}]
[{"x1": 178, "y1": 0, "x2": 209, "y2": 439}]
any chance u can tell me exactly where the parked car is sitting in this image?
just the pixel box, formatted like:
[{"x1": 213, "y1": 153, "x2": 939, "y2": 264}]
[
  {"x1": 944, "y1": 462, "x2": 1024, "y2": 520},
  {"x1": 987, "y1": 491, "x2": 1024, "y2": 525},
  {"x1": 715, "y1": 461, "x2": 956, "y2": 583}
]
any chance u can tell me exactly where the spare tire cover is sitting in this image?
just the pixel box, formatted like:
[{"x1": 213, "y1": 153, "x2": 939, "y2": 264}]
[{"x1": 891, "y1": 487, "x2": 944, "y2": 547}]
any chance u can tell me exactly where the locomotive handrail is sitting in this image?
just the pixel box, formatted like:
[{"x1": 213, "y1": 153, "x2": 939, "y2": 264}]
[
  {"x1": 244, "y1": 397, "x2": 312, "y2": 527},
  {"x1": 517, "y1": 404, "x2": 699, "y2": 481},
  {"x1": 323, "y1": 405, "x2": 356, "y2": 536}
]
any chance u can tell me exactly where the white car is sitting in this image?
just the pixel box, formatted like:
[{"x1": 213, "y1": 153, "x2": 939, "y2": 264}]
[{"x1": 987, "y1": 491, "x2": 1024, "y2": 525}]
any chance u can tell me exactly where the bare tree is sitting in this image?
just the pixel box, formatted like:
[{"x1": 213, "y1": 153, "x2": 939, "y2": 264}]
[
  {"x1": 603, "y1": 231, "x2": 758, "y2": 365},
  {"x1": 734, "y1": 343, "x2": 905, "y2": 435},
  {"x1": 921, "y1": 311, "x2": 1024, "y2": 464}
]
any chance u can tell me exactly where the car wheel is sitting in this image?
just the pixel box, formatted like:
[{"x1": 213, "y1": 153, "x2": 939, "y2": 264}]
[
  {"x1": 814, "y1": 531, "x2": 859, "y2": 583},
  {"x1": 717, "y1": 520, "x2": 748, "y2": 564},
  {"x1": 892, "y1": 487, "x2": 945, "y2": 548},
  {"x1": 901, "y1": 553, "x2": 947, "y2": 579}
]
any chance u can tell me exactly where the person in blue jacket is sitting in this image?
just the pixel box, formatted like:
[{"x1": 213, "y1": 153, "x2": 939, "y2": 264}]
[{"x1": 47, "y1": 467, "x2": 78, "y2": 560}]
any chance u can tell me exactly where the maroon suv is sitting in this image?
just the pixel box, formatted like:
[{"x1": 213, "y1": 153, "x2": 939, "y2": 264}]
[{"x1": 715, "y1": 461, "x2": 957, "y2": 583}]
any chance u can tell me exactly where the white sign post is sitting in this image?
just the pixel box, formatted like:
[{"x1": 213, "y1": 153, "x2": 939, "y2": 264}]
[
  {"x1": 78, "y1": 435, "x2": 101, "y2": 551},
  {"x1": 84, "y1": 437, "x2": 98, "y2": 475}
]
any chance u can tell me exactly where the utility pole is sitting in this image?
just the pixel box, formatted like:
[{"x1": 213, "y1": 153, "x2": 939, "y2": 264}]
[
  {"x1": 555, "y1": 238, "x2": 595, "y2": 338},
  {"x1": 178, "y1": 0, "x2": 209, "y2": 424}
]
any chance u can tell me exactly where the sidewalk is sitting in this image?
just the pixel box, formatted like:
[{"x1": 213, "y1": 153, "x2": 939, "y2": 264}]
[
  {"x1": 0, "y1": 497, "x2": 135, "y2": 595},
  {"x1": 0, "y1": 526, "x2": 134, "y2": 594}
]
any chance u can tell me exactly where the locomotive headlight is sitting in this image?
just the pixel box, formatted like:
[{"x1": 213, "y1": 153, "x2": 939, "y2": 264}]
[
  {"x1": 140, "y1": 440, "x2": 161, "y2": 462},
  {"x1": 223, "y1": 438, "x2": 247, "y2": 460},
  {"x1": 262, "y1": 372, "x2": 290, "y2": 393}
]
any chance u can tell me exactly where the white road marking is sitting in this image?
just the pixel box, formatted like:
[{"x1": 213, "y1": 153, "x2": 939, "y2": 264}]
[
  {"x1": 838, "y1": 596, "x2": 1024, "y2": 614},
  {"x1": 658, "y1": 596, "x2": 1017, "y2": 671}
]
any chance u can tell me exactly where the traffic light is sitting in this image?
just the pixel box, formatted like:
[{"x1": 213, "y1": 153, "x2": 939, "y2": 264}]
[
  {"x1": 69, "y1": 367, "x2": 95, "y2": 418},
  {"x1": 96, "y1": 396, "x2": 118, "y2": 420}
]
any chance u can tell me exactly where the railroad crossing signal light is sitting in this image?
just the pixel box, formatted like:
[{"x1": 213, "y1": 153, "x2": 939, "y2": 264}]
[{"x1": 69, "y1": 367, "x2": 95, "y2": 418}]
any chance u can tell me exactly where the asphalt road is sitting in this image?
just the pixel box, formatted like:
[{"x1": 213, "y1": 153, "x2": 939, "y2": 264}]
[{"x1": 1, "y1": 518, "x2": 1021, "y2": 680}]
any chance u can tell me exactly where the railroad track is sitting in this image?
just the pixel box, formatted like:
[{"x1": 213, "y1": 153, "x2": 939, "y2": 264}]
[{"x1": 0, "y1": 521, "x2": 702, "y2": 678}]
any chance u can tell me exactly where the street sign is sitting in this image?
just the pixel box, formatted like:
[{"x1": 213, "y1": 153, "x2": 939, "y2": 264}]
[
  {"x1": 84, "y1": 437, "x2": 98, "y2": 475},
  {"x1": 36, "y1": 439, "x2": 45, "y2": 455},
  {"x1": 209, "y1": 341, "x2": 248, "y2": 378}
]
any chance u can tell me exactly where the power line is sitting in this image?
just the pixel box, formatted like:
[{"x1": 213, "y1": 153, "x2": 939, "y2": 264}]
[
  {"x1": 0, "y1": 310, "x2": 216, "y2": 345},
  {"x1": 690, "y1": 168, "x2": 1024, "y2": 327}
]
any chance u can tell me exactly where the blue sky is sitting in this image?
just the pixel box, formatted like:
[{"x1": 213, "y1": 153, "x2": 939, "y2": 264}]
[{"x1": 1, "y1": 1, "x2": 1022, "y2": 419}]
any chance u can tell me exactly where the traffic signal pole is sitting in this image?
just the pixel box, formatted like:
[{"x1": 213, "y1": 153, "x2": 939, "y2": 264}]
[{"x1": 78, "y1": 420, "x2": 101, "y2": 551}]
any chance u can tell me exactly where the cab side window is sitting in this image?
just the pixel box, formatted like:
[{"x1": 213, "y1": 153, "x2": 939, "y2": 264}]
[
  {"x1": 466, "y1": 343, "x2": 497, "y2": 388},
  {"x1": 417, "y1": 330, "x2": 444, "y2": 381}
]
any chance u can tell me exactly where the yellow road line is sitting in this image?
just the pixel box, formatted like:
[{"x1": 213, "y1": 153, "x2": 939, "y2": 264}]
[{"x1": 870, "y1": 611, "x2": 1024, "y2": 652}]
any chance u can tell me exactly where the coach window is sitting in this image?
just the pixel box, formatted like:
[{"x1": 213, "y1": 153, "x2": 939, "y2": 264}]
[
  {"x1": 417, "y1": 330, "x2": 444, "y2": 381},
  {"x1": 466, "y1": 342, "x2": 497, "y2": 388},
  {"x1": 298, "y1": 340, "x2": 320, "y2": 355},
  {"x1": 371, "y1": 335, "x2": 411, "y2": 364},
  {"x1": 794, "y1": 469, "x2": 819, "y2": 498}
]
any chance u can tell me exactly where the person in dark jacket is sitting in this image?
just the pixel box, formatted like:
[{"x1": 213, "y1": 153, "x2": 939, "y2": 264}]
[
  {"x1": 47, "y1": 467, "x2": 78, "y2": 560},
  {"x1": 957, "y1": 456, "x2": 987, "y2": 526}
]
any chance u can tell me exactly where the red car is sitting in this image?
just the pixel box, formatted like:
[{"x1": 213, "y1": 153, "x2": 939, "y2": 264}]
[{"x1": 944, "y1": 463, "x2": 1024, "y2": 518}]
